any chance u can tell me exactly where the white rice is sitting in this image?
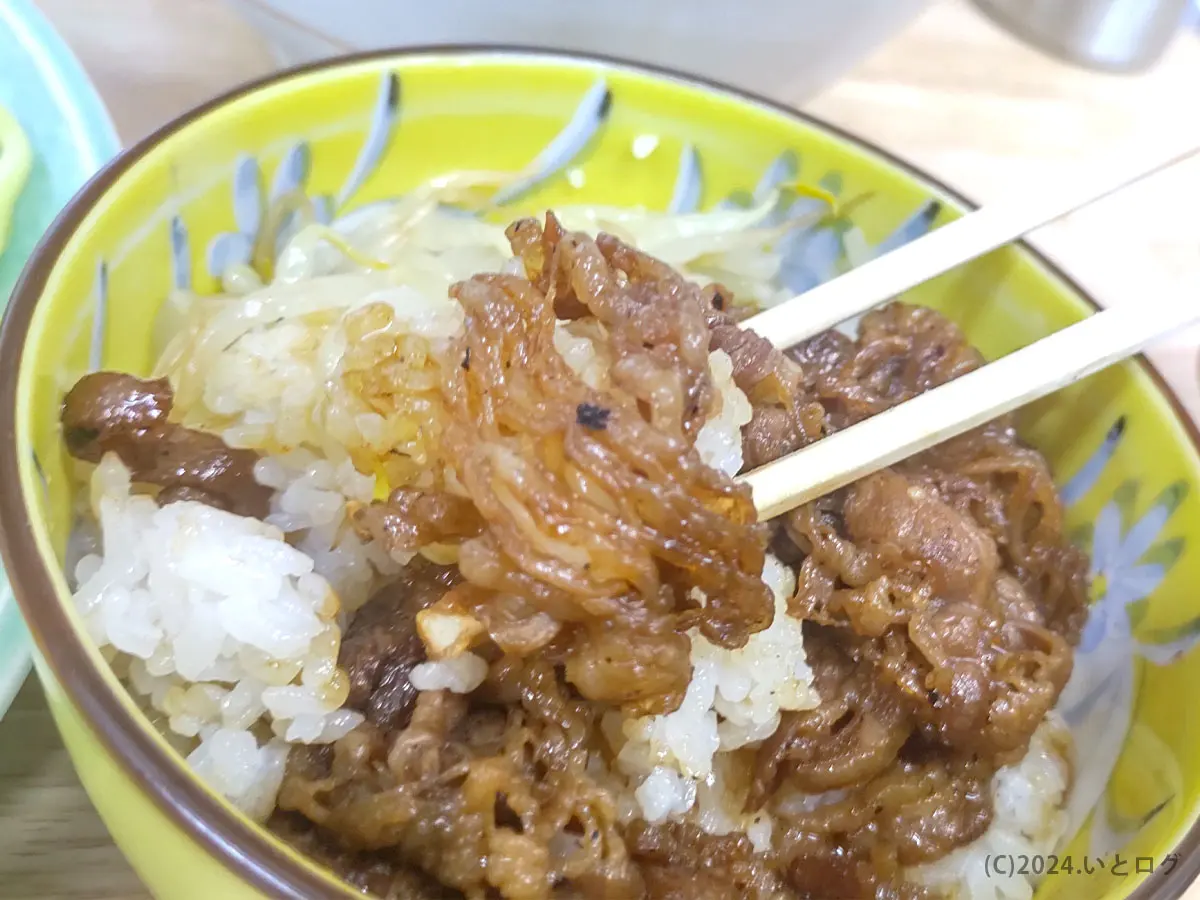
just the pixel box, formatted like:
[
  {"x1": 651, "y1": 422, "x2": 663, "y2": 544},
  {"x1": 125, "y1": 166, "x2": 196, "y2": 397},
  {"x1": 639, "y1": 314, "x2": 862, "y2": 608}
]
[
  {"x1": 909, "y1": 715, "x2": 1073, "y2": 900},
  {"x1": 162, "y1": 274, "x2": 460, "y2": 459},
  {"x1": 607, "y1": 554, "x2": 819, "y2": 852},
  {"x1": 186, "y1": 729, "x2": 292, "y2": 823},
  {"x1": 695, "y1": 349, "x2": 754, "y2": 477},
  {"x1": 553, "y1": 321, "x2": 611, "y2": 391},
  {"x1": 155, "y1": 211, "x2": 492, "y2": 513},
  {"x1": 73, "y1": 453, "x2": 362, "y2": 820},
  {"x1": 409, "y1": 653, "x2": 489, "y2": 693},
  {"x1": 254, "y1": 449, "x2": 402, "y2": 612}
]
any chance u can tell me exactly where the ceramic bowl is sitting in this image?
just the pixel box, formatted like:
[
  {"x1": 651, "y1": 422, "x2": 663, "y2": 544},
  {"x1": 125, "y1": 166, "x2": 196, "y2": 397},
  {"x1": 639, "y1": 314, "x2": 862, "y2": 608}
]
[
  {"x1": 2, "y1": 49, "x2": 1199, "y2": 900},
  {"x1": 0, "y1": 0, "x2": 119, "y2": 722}
]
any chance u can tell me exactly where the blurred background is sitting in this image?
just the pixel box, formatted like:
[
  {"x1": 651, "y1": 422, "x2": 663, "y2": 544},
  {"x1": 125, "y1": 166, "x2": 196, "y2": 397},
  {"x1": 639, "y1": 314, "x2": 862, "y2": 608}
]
[
  {"x1": 0, "y1": 0, "x2": 1197, "y2": 896},
  {"x1": 31, "y1": 0, "x2": 1200, "y2": 305}
]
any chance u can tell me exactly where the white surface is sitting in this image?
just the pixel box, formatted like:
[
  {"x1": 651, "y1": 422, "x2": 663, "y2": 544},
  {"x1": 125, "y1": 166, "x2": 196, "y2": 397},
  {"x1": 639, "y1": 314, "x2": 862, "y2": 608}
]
[{"x1": 223, "y1": 0, "x2": 931, "y2": 104}]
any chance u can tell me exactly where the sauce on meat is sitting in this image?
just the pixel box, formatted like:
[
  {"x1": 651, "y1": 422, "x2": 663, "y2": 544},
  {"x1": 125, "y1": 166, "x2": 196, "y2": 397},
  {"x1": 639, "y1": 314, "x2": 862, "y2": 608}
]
[{"x1": 61, "y1": 371, "x2": 272, "y2": 518}]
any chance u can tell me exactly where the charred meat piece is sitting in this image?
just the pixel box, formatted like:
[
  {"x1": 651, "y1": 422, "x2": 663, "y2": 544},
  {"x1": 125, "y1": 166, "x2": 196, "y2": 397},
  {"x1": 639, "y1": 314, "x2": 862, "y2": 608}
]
[
  {"x1": 339, "y1": 561, "x2": 462, "y2": 731},
  {"x1": 61, "y1": 371, "x2": 271, "y2": 518},
  {"x1": 749, "y1": 627, "x2": 912, "y2": 807},
  {"x1": 61, "y1": 371, "x2": 172, "y2": 453},
  {"x1": 352, "y1": 488, "x2": 485, "y2": 556},
  {"x1": 843, "y1": 470, "x2": 999, "y2": 604},
  {"x1": 276, "y1": 660, "x2": 641, "y2": 898},
  {"x1": 268, "y1": 812, "x2": 464, "y2": 900},
  {"x1": 629, "y1": 821, "x2": 790, "y2": 900},
  {"x1": 439, "y1": 216, "x2": 773, "y2": 717}
]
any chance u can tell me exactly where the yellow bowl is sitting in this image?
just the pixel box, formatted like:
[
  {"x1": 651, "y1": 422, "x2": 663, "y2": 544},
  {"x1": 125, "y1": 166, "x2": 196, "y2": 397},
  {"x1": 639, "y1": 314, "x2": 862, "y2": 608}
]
[{"x1": 2, "y1": 49, "x2": 1199, "y2": 900}]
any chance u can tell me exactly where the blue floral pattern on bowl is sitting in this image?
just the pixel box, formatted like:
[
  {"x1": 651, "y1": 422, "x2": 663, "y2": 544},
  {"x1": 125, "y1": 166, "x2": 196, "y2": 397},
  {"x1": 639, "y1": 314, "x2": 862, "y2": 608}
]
[{"x1": 1059, "y1": 421, "x2": 1196, "y2": 857}]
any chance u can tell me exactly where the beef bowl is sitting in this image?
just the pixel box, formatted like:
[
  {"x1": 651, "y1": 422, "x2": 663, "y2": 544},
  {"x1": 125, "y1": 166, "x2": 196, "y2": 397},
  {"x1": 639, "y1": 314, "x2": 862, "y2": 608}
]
[{"x1": 2, "y1": 49, "x2": 1200, "y2": 900}]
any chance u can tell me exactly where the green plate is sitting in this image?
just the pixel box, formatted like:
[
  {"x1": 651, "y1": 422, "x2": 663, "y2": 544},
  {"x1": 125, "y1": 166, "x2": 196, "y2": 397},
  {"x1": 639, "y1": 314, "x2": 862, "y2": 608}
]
[{"x1": 0, "y1": 0, "x2": 119, "y2": 719}]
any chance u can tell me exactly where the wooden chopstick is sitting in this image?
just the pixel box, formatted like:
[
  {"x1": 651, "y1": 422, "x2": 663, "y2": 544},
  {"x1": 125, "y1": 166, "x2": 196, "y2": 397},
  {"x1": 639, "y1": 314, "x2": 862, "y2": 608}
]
[
  {"x1": 738, "y1": 293, "x2": 1200, "y2": 520},
  {"x1": 739, "y1": 141, "x2": 1200, "y2": 352}
]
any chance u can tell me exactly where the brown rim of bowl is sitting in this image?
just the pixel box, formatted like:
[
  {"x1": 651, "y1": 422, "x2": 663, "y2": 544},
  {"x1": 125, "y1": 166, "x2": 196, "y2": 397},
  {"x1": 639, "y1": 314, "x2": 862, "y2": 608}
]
[{"x1": 1, "y1": 44, "x2": 1198, "y2": 900}]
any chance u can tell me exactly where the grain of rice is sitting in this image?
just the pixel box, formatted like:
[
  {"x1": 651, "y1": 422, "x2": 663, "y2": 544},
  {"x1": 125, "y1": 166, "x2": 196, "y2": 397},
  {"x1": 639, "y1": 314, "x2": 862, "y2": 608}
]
[{"x1": 72, "y1": 453, "x2": 361, "y2": 819}]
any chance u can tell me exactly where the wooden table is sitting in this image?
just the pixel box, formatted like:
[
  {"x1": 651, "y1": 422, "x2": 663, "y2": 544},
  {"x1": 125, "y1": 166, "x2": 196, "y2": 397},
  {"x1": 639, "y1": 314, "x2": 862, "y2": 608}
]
[{"x1": 3, "y1": 1, "x2": 1198, "y2": 897}]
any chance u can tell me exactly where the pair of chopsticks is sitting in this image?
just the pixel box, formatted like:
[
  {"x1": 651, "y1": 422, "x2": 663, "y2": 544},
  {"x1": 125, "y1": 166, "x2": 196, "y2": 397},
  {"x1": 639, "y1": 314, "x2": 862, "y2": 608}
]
[{"x1": 735, "y1": 141, "x2": 1200, "y2": 520}]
